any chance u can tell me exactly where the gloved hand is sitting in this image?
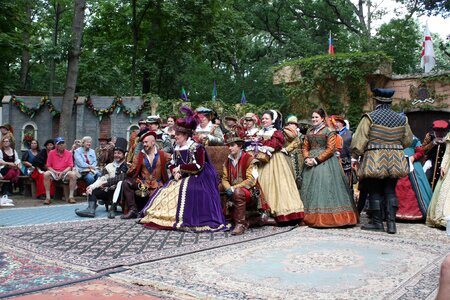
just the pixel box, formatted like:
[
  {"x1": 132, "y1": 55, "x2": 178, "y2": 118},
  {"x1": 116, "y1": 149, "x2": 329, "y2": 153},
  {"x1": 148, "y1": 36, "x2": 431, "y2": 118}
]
[
  {"x1": 433, "y1": 137, "x2": 445, "y2": 144},
  {"x1": 226, "y1": 189, "x2": 233, "y2": 197}
]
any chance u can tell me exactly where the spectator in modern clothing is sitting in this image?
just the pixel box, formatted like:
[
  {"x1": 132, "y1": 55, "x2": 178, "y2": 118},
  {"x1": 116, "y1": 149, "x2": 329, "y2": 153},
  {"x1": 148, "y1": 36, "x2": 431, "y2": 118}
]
[
  {"x1": 32, "y1": 139, "x2": 55, "y2": 199},
  {"x1": 21, "y1": 139, "x2": 39, "y2": 176},
  {"x1": 43, "y1": 137, "x2": 78, "y2": 204},
  {"x1": 74, "y1": 136, "x2": 100, "y2": 186},
  {"x1": 0, "y1": 136, "x2": 21, "y2": 195},
  {"x1": 0, "y1": 124, "x2": 16, "y2": 150}
]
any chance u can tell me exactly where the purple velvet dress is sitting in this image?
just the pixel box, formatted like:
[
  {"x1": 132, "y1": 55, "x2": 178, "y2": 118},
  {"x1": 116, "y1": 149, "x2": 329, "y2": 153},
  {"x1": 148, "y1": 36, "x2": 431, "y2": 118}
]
[{"x1": 139, "y1": 140, "x2": 230, "y2": 232}]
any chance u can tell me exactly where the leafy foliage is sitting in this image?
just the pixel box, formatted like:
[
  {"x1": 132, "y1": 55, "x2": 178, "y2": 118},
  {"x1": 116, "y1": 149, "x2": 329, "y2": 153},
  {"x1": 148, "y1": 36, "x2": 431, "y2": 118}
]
[
  {"x1": 0, "y1": 0, "x2": 448, "y2": 120},
  {"x1": 375, "y1": 18, "x2": 422, "y2": 74},
  {"x1": 278, "y1": 52, "x2": 392, "y2": 126}
]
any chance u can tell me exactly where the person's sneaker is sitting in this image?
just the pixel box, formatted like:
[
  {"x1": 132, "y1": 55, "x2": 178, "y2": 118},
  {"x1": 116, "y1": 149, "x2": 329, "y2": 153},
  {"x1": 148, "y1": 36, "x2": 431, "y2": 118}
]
[
  {"x1": 43, "y1": 199, "x2": 51, "y2": 205},
  {"x1": 67, "y1": 197, "x2": 77, "y2": 204}
]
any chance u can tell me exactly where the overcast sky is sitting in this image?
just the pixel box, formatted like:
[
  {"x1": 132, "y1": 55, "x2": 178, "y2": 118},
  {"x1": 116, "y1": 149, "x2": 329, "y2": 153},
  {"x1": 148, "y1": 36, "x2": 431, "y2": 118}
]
[{"x1": 362, "y1": 0, "x2": 449, "y2": 39}]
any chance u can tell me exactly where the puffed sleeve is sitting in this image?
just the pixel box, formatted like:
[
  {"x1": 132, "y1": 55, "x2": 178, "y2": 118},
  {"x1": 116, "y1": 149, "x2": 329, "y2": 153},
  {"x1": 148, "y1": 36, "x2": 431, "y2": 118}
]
[
  {"x1": 302, "y1": 133, "x2": 311, "y2": 158},
  {"x1": 413, "y1": 146, "x2": 425, "y2": 161},
  {"x1": 207, "y1": 127, "x2": 224, "y2": 146},
  {"x1": 179, "y1": 146, "x2": 205, "y2": 174},
  {"x1": 422, "y1": 132, "x2": 434, "y2": 154},
  {"x1": 221, "y1": 163, "x2": 231, "y2": 191},
  {"x1": 440, "y1": 133, "x2": 450, "y2": 173},
  {"x1": 401, "y1": 119, "x2": 413, "y2": 149},
  {"x1": 351, "y1": 115, "x2": 371, "y2": 159},
  {"x1": 314, "y1": 130, "x2": 336, "y2": 164},
  {"x1": 261, "y1": 130, "x2": 284, "y2": 151}
]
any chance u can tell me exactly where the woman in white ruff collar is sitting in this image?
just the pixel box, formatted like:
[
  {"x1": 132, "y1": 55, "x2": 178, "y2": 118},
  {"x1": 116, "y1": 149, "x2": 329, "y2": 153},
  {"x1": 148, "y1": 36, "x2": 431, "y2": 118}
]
[{"x1": 250, "y1": 110, "x2": 304, "y2": 224}]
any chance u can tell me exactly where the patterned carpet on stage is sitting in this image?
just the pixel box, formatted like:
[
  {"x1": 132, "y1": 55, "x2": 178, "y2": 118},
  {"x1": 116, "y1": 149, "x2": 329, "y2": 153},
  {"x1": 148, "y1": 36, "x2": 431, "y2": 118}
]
[
  {"x1": 0, "y1": 218, "x2": 294, "y2": 272},
  {"x1": 0, "y1": 247, "x2": 98, "y2": 299},
  {"x1": 109, "y1": 226, "x2": 450, "y2": 300}
]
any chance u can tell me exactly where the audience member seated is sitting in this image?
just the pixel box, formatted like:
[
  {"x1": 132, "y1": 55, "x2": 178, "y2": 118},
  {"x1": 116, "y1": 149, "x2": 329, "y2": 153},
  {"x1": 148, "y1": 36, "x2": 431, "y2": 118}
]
[
  {"x1": 43, "y1": 137, "x2": 77, "y2": 204},
  {"x1": 71, "y1": 139, "x2": 81, "y2": 157},
  {"x1": 32, "y1": 139, "x2": 55, "y2": 199},
  {"x1": 0, "y1": 123, "x2": 16, "y2": 150},
  {"x1": 0, "y1": 137, "x2": 21, "y2": 195},
  {"x1": 21, "y1": 139, "x2": 39, "y2": 176},
  {"x1": 74, "y1": 136, "x2": 101, "y2": 186},
  {"x1": 76, "y1": 137, "x2": 128, "y2": 218},
  {"x1": 95, "y1": 134, "x2": 114, "y2": 172}
]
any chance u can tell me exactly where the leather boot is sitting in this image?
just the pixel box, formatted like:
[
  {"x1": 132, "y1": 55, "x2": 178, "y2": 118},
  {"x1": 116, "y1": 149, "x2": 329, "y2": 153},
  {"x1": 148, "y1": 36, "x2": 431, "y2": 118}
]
[
  {"x1": 75, "y1": 200, "x2": 97, "y2": 218},
  {"x1": 247, "y1": 212, "x2": 263, "y2": 227},
  {"x1": 258, "y1": 212, "x2": 277, "y2": 226},
  {"x1": 385, "y1": 195, "x2": 398, "y2": 234},
  {"x1": 121, "y1": 210, "x2": 138, "y2": 219},
  {"x1": 108, "y1": 202, "x2": 117, "y2": 219},
  {"x1": 361, "y1": 199, "x2": 384, "y2": 232},
  {"x1": 231, "y1": 188, "x2": 248, "y2": 235},
  {"x1": 121, "y1": 183, "x2": 138, "y2": 219}
]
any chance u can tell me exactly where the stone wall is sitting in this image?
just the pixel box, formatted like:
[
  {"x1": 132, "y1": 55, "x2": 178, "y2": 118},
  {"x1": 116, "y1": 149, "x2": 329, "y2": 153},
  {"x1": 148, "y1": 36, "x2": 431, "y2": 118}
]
[
  {"x1": 385, "y1": 74, "x2": 450, "y2": 109},
  {"x1": 1, "y1": 96, "x2": 146, "y2": 152},
  {"x1": 273, "y1": 65, "x2": 450, "y2": 113}
]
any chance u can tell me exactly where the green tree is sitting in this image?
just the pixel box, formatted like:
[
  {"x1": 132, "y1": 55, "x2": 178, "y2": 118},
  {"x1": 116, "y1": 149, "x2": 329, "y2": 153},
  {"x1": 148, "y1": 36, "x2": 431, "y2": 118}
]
[
  {"x1": 375, "y1": 18, "x2": 422, "y2": 74},
  {"x1": 0, "y1": 0, "x2": 27, "y2": 94}
]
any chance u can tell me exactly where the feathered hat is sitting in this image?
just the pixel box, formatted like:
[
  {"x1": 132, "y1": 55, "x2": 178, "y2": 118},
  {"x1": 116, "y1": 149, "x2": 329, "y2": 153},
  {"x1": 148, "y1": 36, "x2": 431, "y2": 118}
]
[{"x1": 174, "y1": 105, "x2": 200, "y2": 135}]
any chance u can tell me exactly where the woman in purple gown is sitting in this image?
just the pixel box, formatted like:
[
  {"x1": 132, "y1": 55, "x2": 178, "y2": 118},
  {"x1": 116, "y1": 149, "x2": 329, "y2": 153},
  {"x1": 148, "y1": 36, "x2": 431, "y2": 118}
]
[{"x1": 139, "y1": 106, "x2": 230, "y2": 232}]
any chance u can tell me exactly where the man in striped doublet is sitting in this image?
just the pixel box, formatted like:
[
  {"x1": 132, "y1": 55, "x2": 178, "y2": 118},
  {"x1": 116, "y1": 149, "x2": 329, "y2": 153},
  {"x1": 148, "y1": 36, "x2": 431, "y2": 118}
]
[{"x1": 351, "y1": 88, "x2": 413, "y2": 234}]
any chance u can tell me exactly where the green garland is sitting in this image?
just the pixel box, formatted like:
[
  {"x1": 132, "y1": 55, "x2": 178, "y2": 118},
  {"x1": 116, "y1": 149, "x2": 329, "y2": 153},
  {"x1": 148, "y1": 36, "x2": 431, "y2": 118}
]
[
  {"x1": 84, "y1": 96, "x2": 147, "y2": 121},
  {"x1": 11, "y1": 96, "x2": 61, "y2": 117},
  {"x1": 276, "y1": 52, "x2": 392, "y2": 127},
  {"x1": 11, "y1": 96, "x2": 148, "y2": 121}
]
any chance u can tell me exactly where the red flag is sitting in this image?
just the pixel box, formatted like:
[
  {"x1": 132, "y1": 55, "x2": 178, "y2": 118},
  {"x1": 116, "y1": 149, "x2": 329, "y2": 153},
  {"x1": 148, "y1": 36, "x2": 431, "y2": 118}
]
[
  {"x1": 328, "y1": 31, "x2": 335, "y2": 55},
  {"x1": 420, "y1": 23, "x2": 435, "y2": 73}
]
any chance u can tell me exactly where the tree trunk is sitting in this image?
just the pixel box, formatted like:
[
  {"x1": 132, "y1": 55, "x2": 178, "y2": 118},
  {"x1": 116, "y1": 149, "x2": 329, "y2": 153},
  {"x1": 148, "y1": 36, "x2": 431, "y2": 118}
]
[
  {"x1": 59, "y1": 0, "x2": 86, "y2": 138},
  {"x1": 49, "y1": 2, "x2": 63, "y2": 98},
  {"x1": 19, "y1": 2, "x2": 32, "y2": 89}
]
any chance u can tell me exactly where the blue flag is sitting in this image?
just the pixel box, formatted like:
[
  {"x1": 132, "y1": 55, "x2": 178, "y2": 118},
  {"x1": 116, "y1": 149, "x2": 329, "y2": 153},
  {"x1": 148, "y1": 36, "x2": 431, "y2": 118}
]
[
  {"x1": 212, "y1": 80, "x2": 217, "y2": 101},
  {"x1": 240, "y1": 90, "x2": 247, "y2": 104},
  {"x1": 181, "y1": 87, "x2": 188, "y2": 101}
]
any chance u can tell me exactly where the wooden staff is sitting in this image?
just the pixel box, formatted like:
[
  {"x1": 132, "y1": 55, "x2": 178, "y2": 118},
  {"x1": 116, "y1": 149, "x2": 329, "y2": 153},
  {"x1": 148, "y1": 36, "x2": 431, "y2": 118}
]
[{"x1": 431, "y1": 143, "x2": 441, "y2": 190}]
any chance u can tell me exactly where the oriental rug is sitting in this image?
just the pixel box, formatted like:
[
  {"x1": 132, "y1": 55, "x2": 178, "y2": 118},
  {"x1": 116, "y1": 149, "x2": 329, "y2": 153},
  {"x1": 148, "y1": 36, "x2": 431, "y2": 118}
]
[
  {"x1": 109, "y1": 226, "x2": 450, "y2": 300},
  {"x1": 5, "y1": 278, "x2": 170, "y2": 300},
  {"x1": 0, "y1": 247, "x2": 98, "y2": 299},
  {"x1": 0, "y1": 218, "x2": 294, "y2": 272}
]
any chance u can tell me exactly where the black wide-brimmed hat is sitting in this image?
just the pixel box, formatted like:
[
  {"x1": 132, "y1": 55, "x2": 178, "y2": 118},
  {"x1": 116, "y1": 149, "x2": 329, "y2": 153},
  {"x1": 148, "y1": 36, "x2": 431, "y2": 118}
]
[{"x1": 372, "y1": 88, "x2": 395, "y2": 103}]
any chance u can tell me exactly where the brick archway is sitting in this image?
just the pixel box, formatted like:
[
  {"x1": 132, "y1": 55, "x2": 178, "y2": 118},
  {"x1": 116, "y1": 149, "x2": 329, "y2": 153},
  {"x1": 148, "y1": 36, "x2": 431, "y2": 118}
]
[{"x1": 99, "y1": 115, "x2": 111, "y2": 137}]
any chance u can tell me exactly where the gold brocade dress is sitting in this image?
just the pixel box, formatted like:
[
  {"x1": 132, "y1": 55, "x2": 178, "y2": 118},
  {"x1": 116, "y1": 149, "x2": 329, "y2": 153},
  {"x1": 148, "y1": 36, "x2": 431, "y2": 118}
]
[{"x1": 255, "y1": 127, "x2": 304, "y2": 222}]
